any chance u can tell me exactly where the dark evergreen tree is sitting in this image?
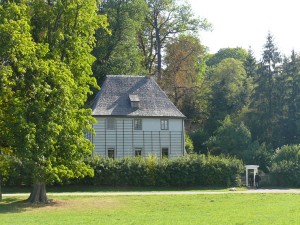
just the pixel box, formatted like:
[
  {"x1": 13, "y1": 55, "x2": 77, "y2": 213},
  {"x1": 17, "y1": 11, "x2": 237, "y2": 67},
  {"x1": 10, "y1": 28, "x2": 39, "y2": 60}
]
[
  {"x1": 248, "y1": 33, "x2": 282, "y2": 147},
  {"x1": 244, "y1": 47, "x2": 257, "y2": 78},
  {"x1": 277, "y1": 51, "x2": 300, "y2": 144}
]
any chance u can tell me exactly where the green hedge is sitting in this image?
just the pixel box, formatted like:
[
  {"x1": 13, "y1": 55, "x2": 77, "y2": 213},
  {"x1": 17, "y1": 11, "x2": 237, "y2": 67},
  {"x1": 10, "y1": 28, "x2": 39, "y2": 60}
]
[{"x1": 82, "y1": 154, "x2": 243, "y2": 187}]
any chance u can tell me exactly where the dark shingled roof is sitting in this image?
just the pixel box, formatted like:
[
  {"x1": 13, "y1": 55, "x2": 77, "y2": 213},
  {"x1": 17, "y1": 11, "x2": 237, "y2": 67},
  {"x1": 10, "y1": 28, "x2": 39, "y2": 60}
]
[{"x1": 92, "y1": 75, "x2": 185, "y2": 118}]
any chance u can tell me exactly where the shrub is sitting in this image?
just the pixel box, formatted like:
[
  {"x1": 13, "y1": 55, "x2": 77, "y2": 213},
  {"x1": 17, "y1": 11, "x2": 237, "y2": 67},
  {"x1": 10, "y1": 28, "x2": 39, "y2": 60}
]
[
  {"x1": 270, "y1": 145, "x2": 300, "y2": 187},
  {"x1": 185, "y1": 134, "x2": 194, "y2": 154},
  {"x1": 82, "y1": 154, "x2": 244, "y2": 187}
]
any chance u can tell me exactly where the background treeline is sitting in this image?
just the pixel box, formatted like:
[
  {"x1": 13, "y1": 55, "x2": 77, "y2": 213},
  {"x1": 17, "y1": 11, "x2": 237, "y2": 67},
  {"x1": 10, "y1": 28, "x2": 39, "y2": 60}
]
[{"x1": 91, "y1": 0, "x2": 300, "y2": 174}]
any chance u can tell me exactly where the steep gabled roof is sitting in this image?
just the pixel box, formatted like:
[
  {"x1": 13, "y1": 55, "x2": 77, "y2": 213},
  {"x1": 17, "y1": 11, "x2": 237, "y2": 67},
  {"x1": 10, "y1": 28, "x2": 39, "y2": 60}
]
[{"x1": 92, "y1": 75, "x2": 185, "y2": 118}]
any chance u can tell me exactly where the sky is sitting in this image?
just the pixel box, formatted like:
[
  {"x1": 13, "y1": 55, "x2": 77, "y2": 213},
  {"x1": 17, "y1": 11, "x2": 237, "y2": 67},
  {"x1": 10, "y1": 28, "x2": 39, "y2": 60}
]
[{"x1": 188, "y1": 0, "x2": 300, "y2": 59}]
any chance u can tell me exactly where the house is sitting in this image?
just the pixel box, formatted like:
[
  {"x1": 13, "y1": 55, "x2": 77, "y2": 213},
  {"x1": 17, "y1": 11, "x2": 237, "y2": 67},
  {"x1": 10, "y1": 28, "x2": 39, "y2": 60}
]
[{"x1": 91, "y1": 75, "x2": 186, "y2": 159}]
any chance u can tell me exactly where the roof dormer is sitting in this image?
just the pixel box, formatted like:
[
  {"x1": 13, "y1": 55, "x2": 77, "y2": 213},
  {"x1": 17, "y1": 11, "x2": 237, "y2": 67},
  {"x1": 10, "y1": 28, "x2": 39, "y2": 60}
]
[{"x1": 129, "y1": 94, "x2": 140, "y2": 109}]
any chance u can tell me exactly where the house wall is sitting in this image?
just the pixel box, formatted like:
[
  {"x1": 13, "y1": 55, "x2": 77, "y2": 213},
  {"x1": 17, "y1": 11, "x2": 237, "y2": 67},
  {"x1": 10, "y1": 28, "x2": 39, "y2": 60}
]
[{"x1": 92, "y1": 117, "x2": 185, "y2": 158}]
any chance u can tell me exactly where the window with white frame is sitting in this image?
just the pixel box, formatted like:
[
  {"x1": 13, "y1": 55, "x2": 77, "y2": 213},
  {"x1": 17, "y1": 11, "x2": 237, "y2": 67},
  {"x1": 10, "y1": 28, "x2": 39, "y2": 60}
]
[
  {"x1": 160, "y1": 119, "x2": 169, "y2": 130},
  {"x1": 161, "y1": 148, "x2": 169, "y2": 158},
  {"x1": 135, "y1": 148, "x2": 142, "y2": 157},
  {"x1": 107, "y1": 118, "x2": 116, "y2": 130},
  {"x1": 107, "y1": 148, "x2": 115, "y2": 159},
  {"x1": 133, "y1": 119, "x2": 142, "y2": 130}
]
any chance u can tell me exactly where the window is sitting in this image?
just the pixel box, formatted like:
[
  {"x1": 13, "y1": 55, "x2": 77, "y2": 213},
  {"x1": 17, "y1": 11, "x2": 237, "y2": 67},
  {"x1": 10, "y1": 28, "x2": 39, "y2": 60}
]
[
  {"x1": 135, "y1": 148, "x2": 142, "y2": 157},
  {"x1": 84, "y1": 131, "x2": 93, "y2": 142},
  {"x1": 133, "y1": 119, "x2": 142, "y2": 130},
  {"x1": 131, "y1": 101, "x2": 139, "y2": 108},
  {"x1": 107, "y1": 148, "x2": 115, "y2": 159},
  {"x1": 129, "y1": 94, "x2": 140, "y2": 108},
  {"x1": 161, "y1": 119, "x2": 169, "y2": 130},
  {"x1": 161, "y1": 148, "x2": 169, "y2": 158},
  {"x1": 107, "y1": 118, "x2": 116, "y2": 130}
]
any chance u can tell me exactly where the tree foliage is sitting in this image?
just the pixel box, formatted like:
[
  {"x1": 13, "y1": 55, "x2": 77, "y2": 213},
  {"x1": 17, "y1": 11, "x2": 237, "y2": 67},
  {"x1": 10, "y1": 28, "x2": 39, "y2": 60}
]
[
  {"x1": 206, "y1": 58, "x2": 252, "y2": 133},
  {"x1": 161, "y1": 35, "x2": 209, "y2": 122},
  {"x1": 93, "y1": 0, "x2": 148, "y2": 85},
  {"x1": 206, "y1": 47, "x2": 248, "y2": 66},
  {"x1": 140, "y1": 0, "x2": 210, "y2": 80},
  {"x1": 247, "y1": 33, "x2": 282, "y2": 147},
  {"x1": 0, "y1": 0, "x2": 109, "y2": 203},
  {"x1": 270, "y1": 145, "x2": 300, "y2": 186},
  {"x1": 207, "y1": 116, "x2": 252, "y2": 159}
]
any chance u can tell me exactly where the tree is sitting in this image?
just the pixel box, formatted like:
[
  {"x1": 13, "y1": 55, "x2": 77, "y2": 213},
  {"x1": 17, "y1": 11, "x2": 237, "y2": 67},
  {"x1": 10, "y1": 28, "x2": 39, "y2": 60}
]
[
  {"x1": 206, "y1": 47, "x2": 248, "y2": 67},
  {"x1": 140, "y1": 0, "x2": 210, "y2": 80},
  {"x1": 274, "y1": 51, "x2": 300, "y2": 145},
  {"x1": 206, "y1": 58, "x2": 252, "y2": 134},
  {"x1": 0, "y1": 0, "x2": 109, "y2": 203},
  {"x1": 244, "y1": 47, "x2": 257, "y2": 78},
  {"x1": 161, "y1": 35, "x2": 209, "y2": 114},
  {"x1": 270, "y1": 145, "x2": 300, "y2": 186},
  {"x1": 93, "y1": 0, "x2": 148, "y2": 85},
  {"x1": 248, "y1": 33, "x2": 282, "y2": 146},
  {"x1": 206, "y1": 116, "x2": 254, "y2": 161}
]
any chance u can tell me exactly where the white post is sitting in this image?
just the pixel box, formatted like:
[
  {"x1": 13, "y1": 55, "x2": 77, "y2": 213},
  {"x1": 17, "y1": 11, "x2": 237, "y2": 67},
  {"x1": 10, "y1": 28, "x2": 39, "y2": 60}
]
[{"x1": 246, "y1": 168, "x2": 249, "y2": 186}]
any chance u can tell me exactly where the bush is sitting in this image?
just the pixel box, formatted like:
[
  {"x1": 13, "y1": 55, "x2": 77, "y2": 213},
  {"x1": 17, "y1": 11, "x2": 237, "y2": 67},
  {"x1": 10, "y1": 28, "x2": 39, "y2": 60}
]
[
  {"x1": 270, "y1": 145, "x2": 300, "y2": 187},
  {"x1": 185, "y1": 134, "x2": 194, "y2": 154},
  {"x1": 81, "y1": 154, "x2": 244, "y2": 187}
]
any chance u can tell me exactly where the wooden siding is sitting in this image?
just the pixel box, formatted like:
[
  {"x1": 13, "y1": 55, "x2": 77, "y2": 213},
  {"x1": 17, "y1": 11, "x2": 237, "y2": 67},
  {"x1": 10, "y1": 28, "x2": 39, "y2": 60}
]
[{"x1": 93, "y1": 117, "x2": 184, "y2": 158}]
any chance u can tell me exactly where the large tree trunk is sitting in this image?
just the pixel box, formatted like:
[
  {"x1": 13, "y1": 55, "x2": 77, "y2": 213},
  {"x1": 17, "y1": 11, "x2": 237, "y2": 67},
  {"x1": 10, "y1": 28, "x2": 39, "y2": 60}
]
[{"x1": 27, "y1": 182, "x2": 48, "y2": 203}]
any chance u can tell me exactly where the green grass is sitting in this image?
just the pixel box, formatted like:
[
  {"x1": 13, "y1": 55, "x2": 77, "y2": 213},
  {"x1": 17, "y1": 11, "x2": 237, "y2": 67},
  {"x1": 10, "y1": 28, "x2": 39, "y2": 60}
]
[{"x1": 1, "y1": 194, "x2": 300, "y2": 225}]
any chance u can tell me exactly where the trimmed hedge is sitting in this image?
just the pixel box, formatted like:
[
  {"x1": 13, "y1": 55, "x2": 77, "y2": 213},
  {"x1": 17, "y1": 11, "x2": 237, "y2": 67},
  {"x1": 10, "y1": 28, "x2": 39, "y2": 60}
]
[{"x1": 82, "y1": 154, "x2": 244, "y2": 187}]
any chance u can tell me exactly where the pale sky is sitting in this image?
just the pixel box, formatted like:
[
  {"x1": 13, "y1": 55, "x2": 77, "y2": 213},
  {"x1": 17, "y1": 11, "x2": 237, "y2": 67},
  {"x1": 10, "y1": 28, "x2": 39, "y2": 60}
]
[{"x1": 188, "y1": 0, "x2": 300, "y2": 59}]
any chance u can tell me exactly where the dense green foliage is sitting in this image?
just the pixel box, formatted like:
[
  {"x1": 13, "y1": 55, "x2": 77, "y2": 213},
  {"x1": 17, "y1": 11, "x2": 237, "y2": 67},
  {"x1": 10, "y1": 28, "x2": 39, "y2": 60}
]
[
  {"x1": 0, "y1": 0, "x2": 109, "y2": 201},
  {"x1": 206, "y1": 47, "x2": 248, "y2": 66},
  {"x1": 270, "y1": 145, "x2": 300, "y2": 187},
  {"x1": 81, "y1": 155, "x2": 243, "y2": 187},
  {"x1": 92, "y1": 0, "x2": 148, "y2": 85}
]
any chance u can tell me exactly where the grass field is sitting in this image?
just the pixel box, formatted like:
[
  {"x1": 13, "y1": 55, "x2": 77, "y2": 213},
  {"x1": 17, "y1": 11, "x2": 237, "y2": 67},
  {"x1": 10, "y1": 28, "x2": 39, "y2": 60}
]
[{"x1": 1, "y1": 193, "x2": 300, "y2": 225}]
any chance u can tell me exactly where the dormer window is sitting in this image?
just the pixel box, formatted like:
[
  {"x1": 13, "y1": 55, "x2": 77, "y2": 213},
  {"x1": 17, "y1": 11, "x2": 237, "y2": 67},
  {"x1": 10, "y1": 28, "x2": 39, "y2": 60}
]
[{"x1": 129, "y1": 94, "x2": 140, "y2": 109}]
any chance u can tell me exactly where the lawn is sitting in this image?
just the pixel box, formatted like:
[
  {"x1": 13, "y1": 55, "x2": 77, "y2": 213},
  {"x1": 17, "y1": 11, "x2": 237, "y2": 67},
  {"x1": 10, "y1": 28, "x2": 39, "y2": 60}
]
[{"x1": 1, "y1": 193, "x2": 300, "y2": 225}]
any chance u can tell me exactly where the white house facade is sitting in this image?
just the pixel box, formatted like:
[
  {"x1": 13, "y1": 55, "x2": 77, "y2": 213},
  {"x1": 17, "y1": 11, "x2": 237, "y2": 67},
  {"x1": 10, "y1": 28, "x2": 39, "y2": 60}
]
[{"x1": 91, "y1": 75, "x2": 186, "y2": 158}]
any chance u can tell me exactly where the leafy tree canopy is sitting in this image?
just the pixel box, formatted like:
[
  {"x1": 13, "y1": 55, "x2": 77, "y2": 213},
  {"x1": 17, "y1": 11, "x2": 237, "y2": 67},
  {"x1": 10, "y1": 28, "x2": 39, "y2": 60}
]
[
  {"x1": 93, "y1": 0, "x2": 148, "y2": 85},
  {"x1": 0, "y1": 0, "x2": 109, "y2": 203},
  {"x1": 206, "y1": 47, "x2": 248, "y2": 67}
]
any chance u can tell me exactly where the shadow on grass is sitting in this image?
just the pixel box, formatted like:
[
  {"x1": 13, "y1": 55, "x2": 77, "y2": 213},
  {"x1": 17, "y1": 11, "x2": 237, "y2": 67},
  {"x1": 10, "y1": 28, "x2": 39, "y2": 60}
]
[
  {"x1": 3, "y1": 184, "x2": 245, "y2": 194},
  {"x1": 0, "y1": 197, "x2": 56, "y2": 214},
  {"x1": 46, "y1": 184, "x2": 234, "y2": 193}
]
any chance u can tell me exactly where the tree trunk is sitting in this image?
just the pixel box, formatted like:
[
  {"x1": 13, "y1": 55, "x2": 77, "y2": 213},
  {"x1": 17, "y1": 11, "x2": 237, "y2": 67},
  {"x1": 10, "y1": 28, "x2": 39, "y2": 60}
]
[
  {"x1": 0, "y1": 176, "x2": 2, "y2": 202},
  {"x1": 154, "y1": 14, "x2": 162, "y2": 81},
  {"x1": 27, "y1": 182, "x2": 48, "y2": 203}
]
